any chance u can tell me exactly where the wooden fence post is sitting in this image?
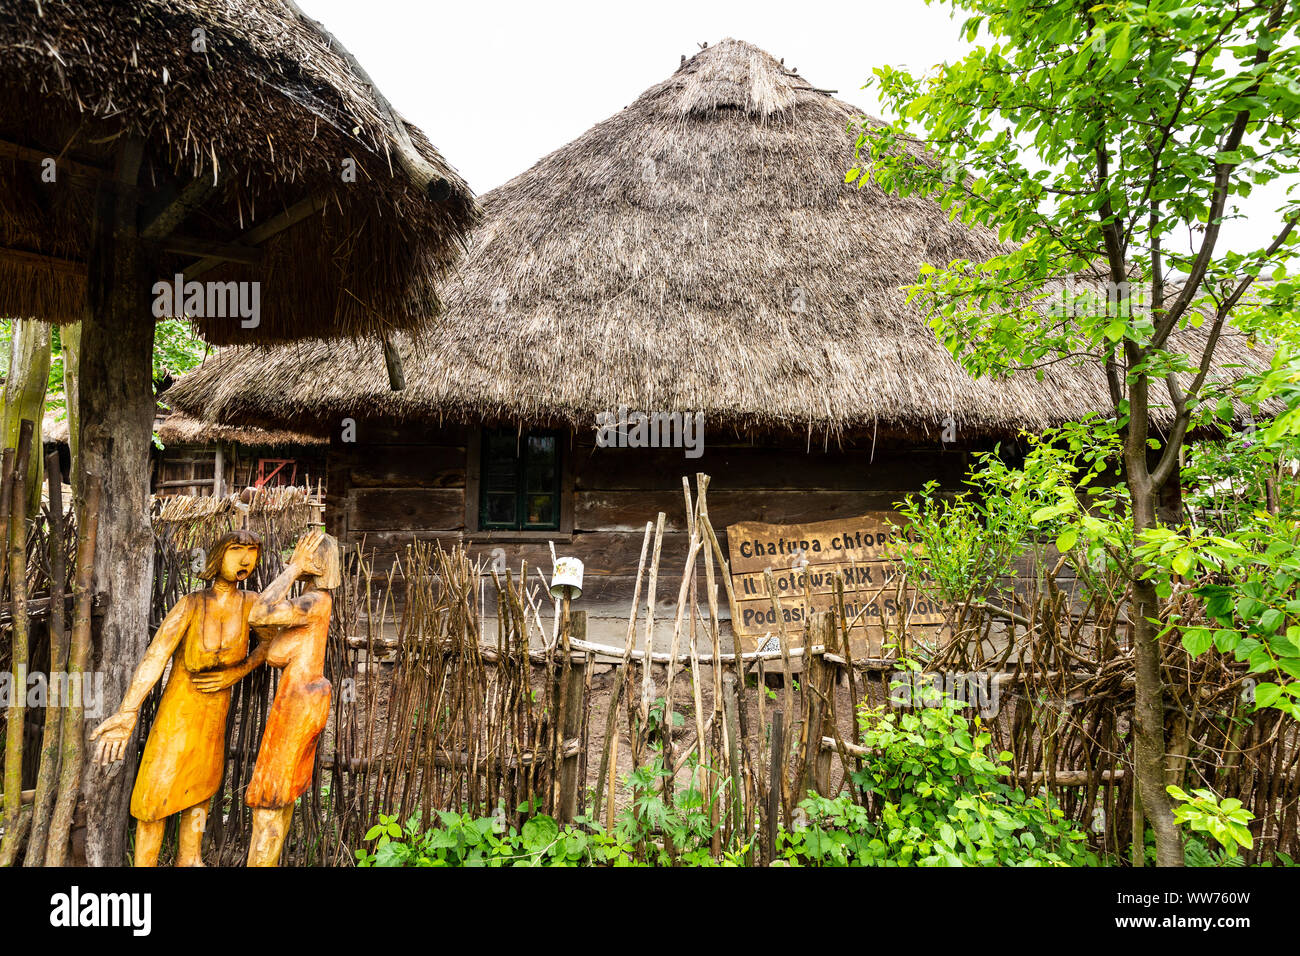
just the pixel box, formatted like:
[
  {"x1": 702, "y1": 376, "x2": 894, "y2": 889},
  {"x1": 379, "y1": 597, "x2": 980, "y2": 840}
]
[
  {"x1": 557, "y1": 610, "x2": 587, "y2": 823},
  {"x1": 721, "y1": 673, "x2": 743, "y2": 851},
  {"x1": 811, "y1": 614, "x2": 835, "y2": 796},
  {"x1": 766, "y1": 710, "x2": 784, "y2": 864}
]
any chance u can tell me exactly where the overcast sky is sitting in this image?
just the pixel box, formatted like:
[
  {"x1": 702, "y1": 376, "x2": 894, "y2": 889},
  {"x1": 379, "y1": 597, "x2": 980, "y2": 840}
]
[{"x1": 299, "y1": 0, "x2": 1295, "y2": 261}]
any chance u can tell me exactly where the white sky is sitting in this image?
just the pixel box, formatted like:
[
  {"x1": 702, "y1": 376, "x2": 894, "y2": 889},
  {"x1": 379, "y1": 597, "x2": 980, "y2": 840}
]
[{"x1": 298, "y1": 0, "x2": 1295, "y2": 260}]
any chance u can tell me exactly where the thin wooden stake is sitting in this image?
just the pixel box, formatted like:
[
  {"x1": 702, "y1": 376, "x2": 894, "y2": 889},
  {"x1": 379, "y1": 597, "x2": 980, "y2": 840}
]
[
  {"x1": 45, "y1": 475, "x2": 101, "y2": 866},
  {"x1": 636, "y1": 513, "x2": 666, "y2": 761},
  {"x1": 595, "y1": 520, "x2": 651, "y2": 828},
  {"x1": 25, "y1": 451, "x2": 68, "y2": 865},
  {"x1": 0, "y1": 420, "x2": 34, "y2": 866}
]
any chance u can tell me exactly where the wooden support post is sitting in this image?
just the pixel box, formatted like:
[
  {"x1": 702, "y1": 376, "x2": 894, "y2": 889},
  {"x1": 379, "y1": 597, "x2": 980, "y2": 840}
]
[
  {"x1": 0, "y1": 424, "x2": 33, "y2": 866},
  {"x1": 722, "y1": 673, "x2": 743, "y2": 851},
  {"x1": 79, "y1": 137, "x2": 156, "y2": 866},
  {"x1": 558, "y1": 610, "x2": 587, "y2": 823},
  {"x1": 46, "y1": 476, "x2": 102, "y2": 865},
  {"x1": 213, "y1": 442, "x2": 225, "y2": 497},
  {"x1": 810, "y1": 612, "x2": 835, "y2": 796}
]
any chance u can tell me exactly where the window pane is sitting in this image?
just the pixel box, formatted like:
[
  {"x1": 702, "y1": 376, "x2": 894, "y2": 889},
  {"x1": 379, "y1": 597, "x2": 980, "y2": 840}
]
[
  {"x1": 484, "y1": 432, "x2": 518, "y2": 491},
  {"x1": 525, "y1": 494, "x2": 555, "y2": 528},
  {"x1": 479, "y1": 429, "x2": 561, "y2": 531},
  {"x1": 484, "y1": 492, "x2": 517, "y2": 526},
  {"x1": 524, "y1": 435, "x2": 557, "y2": 492}
]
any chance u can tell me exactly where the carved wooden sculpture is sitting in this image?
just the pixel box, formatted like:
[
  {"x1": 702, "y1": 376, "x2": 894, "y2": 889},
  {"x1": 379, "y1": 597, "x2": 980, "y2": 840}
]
[
  {"x1": 90, "y1": 530, "x2": 264, "y2": 866},
  {"x1": 245, "y1": 528, "x2": 339, "y2": 867}
]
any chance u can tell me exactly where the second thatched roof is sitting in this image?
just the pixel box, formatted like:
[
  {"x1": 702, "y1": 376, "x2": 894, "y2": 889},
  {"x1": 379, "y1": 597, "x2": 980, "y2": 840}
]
[
  {"x1": 168, "y1": 38, "x2": 1270, "y2": 440},
  {"x1": 42, "y1": 408, "x2": 324, "y2": 449}
]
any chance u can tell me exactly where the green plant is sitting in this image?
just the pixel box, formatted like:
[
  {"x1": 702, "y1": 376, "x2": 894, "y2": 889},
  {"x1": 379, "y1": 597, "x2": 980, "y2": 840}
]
[
  {"x1": 641, "y1": 696, "x2": 684, "y2": 748},
  {"x1": 614, "y1": 752, "x2": 728, "y2": 866},
  {"x1": 778, "y1": 687, "x2": 1093, "y2": 867},
  {"x1": 355, "y1": 809, "x2": 625, "y2": 868},
  {"x1": 355, "y1": 751, "x2": 737, "y2": 868},
  {"x1": 851, "y1": 0, "x2": 1300, "y2": 868},
  {"x1": 1167, "y1": 785, "x2": 1254, "y2": 862}
]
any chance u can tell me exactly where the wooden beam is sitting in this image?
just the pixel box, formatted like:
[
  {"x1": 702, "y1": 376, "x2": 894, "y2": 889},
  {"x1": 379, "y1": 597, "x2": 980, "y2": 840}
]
[
  {"x1": 381, "y1": 334, "x2": 406, "y2": 391},
  {"x1": 182, "y1": 193, "x2": 328, "y2": 279},
  {"x1": 78, "y1": 134, "x2": 152, "y2": 867},
  {"x1": 139, "y1": 175, "x2": 219, "y2": 241},
  {"x1": 156, "y1": 477, "x2": 216, "y2": 488},
  {"x1": 0, "y1": 138, "x2": 110, "y2": 181},
  {"x1": 160, "y1": 235, "x2": 262, "y2": 266},
  {"x1": 213, "y1": 443, "x2": 225, "y2": 497},
  {"x1": 0, "y1": 245, "x2": 86, "y2": 277}
]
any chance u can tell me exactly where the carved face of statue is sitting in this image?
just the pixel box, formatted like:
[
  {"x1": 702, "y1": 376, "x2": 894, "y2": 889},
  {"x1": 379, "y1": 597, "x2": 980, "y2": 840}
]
[{"x1": 219, "y1": 543, "x2": 260, "y2": 583}]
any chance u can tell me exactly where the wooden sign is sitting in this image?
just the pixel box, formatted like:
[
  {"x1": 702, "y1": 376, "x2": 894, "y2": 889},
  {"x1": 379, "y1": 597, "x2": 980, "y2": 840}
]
[{"x1": 725, "y1": 514, "x2": 944, "y2": 654}]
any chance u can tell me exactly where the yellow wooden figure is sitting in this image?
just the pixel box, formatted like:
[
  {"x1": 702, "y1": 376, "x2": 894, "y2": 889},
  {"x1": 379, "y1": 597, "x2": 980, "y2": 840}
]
[
  {"x1": 243, "y1": 528, "x2": 339, "y2": 867},
  {"x1": 90, "y1": 530, "x2": 266, "y2": 867}
]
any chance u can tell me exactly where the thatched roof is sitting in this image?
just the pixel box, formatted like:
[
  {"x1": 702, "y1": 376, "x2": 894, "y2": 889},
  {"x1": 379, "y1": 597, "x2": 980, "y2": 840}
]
[
  {"x1": 167, "y1": 38, "x2": 1270, "y2": 439},
  {"x1": 42, "y1": 407, "x2": 323, "y2": 449},
  {"x1": 0, "y1": 0, "x2": 476, "y2": 342},
  {"x1": 155, "y1": 410, "x2": 325, "y2": 448}
]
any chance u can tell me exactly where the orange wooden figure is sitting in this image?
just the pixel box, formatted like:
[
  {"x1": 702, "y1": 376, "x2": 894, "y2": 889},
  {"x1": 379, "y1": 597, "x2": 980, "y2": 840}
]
[
  {"x1": 244, "y1": 528, "x2": 339, "y2": 866},
  {"x1": 90, "y1": 530, "x2": 266, "y2": 866}
]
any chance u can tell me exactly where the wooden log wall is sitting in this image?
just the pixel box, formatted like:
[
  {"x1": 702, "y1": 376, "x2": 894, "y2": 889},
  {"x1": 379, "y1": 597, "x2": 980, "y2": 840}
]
[
  {"x1": 155, "y1": 442, "x2": 329, "y2": 497},
  {"x1": 327, "y1": 422, "x2": 982, "y2": 641}
]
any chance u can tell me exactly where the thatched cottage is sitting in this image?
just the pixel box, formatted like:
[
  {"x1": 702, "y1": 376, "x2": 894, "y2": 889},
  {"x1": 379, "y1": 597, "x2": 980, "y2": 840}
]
[{"x1": 169, "y1": 39, "x2": 1264, "y2": 646}]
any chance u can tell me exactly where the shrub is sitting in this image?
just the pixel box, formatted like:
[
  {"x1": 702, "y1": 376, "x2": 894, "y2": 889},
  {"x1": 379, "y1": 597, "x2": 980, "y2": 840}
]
[{"x1": 777, "y1": 694, "x2": 1095, "y2": 866}]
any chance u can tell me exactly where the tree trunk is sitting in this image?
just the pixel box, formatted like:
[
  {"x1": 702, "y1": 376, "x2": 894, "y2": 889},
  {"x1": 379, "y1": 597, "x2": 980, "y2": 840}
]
[
  {"x1": 1150, "y1": 447, "x2": 1184, "y2": 527},
  {"x1": 1125, "y1": 449, "x2": 1183, "y2": 867},
  {"x1": 78, "y1": 139, "x2": 156, "y2": 867},
  {"x1": 2, "y1": 320, "x2": 50, "y2": 519},
  {"x1": 61, "y1": 322, "x2": 81, "y2": 485}
]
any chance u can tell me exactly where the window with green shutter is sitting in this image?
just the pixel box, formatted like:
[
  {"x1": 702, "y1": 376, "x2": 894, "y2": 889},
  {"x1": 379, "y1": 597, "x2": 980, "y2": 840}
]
[{"x1": 478, "y1": 429, "x2": 561, "y2": 531}]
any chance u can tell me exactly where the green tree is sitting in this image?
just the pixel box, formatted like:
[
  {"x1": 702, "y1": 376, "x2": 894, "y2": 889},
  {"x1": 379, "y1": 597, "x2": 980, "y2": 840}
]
[
  {"x1": 851, "y1": 0, "x2": 1300, "y2": 865},
  {"x1": 1, "y1": 319, "x2": 51, "y2": 518},
  {"x1": 2, "y1": 316, "x2": 209, "y2": 467}
]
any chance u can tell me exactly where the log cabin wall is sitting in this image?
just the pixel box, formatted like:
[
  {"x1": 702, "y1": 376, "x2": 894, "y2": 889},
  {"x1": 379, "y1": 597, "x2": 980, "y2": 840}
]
[
  {"x1": 326, "y1": 420, "x2": 469, "y2": 559},
  {"x1": 327, "y1": 422, "x2": 977, "y2": 648},
  {"x1": 154, "y1": 443, "x2": 230, "y2": 497}
]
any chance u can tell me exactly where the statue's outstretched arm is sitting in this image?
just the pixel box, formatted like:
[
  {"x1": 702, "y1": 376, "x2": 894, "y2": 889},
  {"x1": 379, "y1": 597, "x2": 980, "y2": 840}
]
[{"x1": 90, "y1": 594, "x2": 194, "y2": 764}]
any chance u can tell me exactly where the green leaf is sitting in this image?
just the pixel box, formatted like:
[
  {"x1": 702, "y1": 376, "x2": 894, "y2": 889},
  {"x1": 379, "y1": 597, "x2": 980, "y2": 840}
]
[
  {"x1": 522, "y1": 815, "x2": 559, "y2": 850},
  {"x1": 1254, "y1": 683, "x2": 1282, "y2": 708},
  {"x1": 1182, "y1": 627, "x2": 1213, "y2": 657},
  {"x1": 1213, "y1": 629, "x2": 1239, "y2": 653},
  {"x1": 1109, "y1": 25, "x2": 1131, "y2": 69}
]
